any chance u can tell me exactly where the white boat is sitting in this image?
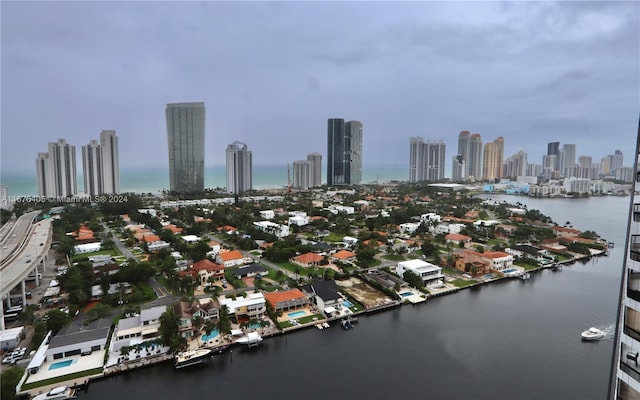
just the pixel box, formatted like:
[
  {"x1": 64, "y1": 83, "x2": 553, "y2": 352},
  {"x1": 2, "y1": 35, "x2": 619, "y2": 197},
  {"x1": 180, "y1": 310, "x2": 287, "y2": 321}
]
[
  {"x1": 174, "y1": 348, "x2": 212, "y2": 369},
  {"x1": 236, "y1": 331, "x2": 263, "y2": 347},
  {"x1": 32, "y1": 386, "x2": 76, "y2": 400},
  {"x1": 581, "y1": 327, "x2": 605, "y2": 341}
]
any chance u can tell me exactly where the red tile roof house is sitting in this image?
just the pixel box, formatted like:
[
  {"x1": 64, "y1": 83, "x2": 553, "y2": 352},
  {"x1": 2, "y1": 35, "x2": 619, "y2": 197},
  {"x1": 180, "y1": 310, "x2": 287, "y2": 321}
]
[
  {"x1": 331, "y1": 250, "x2": 357, "y2": 262},
  {"x1": 217, "y1": 250, "x2": 249, "y2": 267},
  {"x1": 292, "y1": 252, "x2": 324, "y2": 268},
  {"x1": 189, "y1": 259, "x2": 225, "y2": 284},
  {"x1": 445, "y1": 233, "x2": 473, "y2": 244},
  {"x1": 264, "y1": 289, "x2": 310, "y2": 312}
]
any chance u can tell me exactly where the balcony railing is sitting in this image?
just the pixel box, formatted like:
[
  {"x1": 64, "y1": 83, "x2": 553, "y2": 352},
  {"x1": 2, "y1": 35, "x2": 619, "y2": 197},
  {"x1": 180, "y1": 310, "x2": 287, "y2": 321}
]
[
  {"x1": 624, "y1": 325, "x2": 640, "y2": 342},
  {"x1": 628, "y1": 289, "x2": 640, "y2": 303},
  {"x1": 631, "y1": 236, "x2": 640, "y2": 261},
  {"x1": 621, "y1": 361, "x2": 640, "y2": 382}
]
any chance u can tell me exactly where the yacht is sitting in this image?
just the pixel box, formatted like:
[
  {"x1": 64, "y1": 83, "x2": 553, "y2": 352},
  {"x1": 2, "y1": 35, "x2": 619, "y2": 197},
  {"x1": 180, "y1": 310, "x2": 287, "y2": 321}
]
[
  {"x1": 32, "y1": 386, "x2": 76, "y2": 400},
  {"x1": 236, "y1": 331, "x2": 263, "y2": 348},
  {"x1": 581, "y1": 327, "x2": 605, "y2": 341},
  {"x1": 174, "y1": 348, "x2": 212, "y2": 369}
]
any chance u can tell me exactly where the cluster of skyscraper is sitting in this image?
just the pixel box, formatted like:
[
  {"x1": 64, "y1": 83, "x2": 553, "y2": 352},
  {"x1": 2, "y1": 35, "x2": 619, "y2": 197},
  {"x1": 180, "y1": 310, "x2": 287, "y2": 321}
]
[
  {"x1": 36, "y1": 131, "x2": 119, "y2": 197},
  {"x1": 410, "y1": 130, "x2": 628, "y2": 183}
]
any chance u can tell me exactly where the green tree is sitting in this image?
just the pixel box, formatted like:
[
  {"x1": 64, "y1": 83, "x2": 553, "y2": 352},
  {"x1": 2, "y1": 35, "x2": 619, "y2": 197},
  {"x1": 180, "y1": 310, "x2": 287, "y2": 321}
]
[
  {"x1": 217, "y1": 305, "x2": 232, "y2": 334},
  {"x1": 159, "y1": 306, "x2": 183, "y2": 353},
  {"x1": 45, "y1": 309, "x2": 70, "y2": 334},
  {"x1": 402, "y1": 270, "x2": 424, "y2": 289},
  {"x1": 1, "y1": 366, "x2": 24, "y2": 400},
  {"x1": 191, "y1": 315, "x2": 204, "y2": 344}
]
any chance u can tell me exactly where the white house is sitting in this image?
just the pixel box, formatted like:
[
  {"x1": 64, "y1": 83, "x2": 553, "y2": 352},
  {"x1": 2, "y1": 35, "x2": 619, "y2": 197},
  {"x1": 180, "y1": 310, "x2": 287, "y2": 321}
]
[
  {"x1": 399, "y1": 222, "x2": 421, "y2": 235},
  {"x1": 396, "y1": 259, "x2": 444, "y2": 288},
  {"x1": 220, "y1": 292, "x2": 266, "y2": 320},
  {"x1": 328, "y1": 205, "x2": 355, "y2": 215},
  {"x1": 421, "y1": 213, "x2": 442, "y2": 223},
  {"x1": 433, "y1": 223, "x2": 466, "y2": 235},
  {"x1": 74, "y1": 242, "x2": 101, "y2": 254},
  {"x1": 289, "y1": 215, "x2": 309, "y2": 226},
  {"x1": 253, "y1": 221, "x2": 290, "y2": 238},
  {"x1": 343, "y1": 236, "x2": 358, "y2": 246},
  {"x1": 182, "y1": 235, "x2": 201, "y2": 244},
  {"x1": 137, "y1": 208, "x2": 157, "y2": 217},
  {"x1": 259, "y1": 210, "x2": 275, "y2": 220},
  {"x1": 111, "y1": 306, "x2": 165, "y2": 352}
]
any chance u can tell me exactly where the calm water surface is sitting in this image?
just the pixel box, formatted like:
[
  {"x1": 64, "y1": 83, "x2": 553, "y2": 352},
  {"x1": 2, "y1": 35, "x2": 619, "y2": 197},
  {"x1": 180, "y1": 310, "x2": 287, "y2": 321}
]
[{"x1": 78, "y1": 195, "x2": 628, "y2": 400}]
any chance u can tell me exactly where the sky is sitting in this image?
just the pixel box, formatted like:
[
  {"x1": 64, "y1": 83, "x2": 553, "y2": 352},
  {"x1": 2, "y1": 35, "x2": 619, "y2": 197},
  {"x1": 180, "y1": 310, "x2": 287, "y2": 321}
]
[{"x1": 1, "y1": 1, "x2": 638, "y2": 176}]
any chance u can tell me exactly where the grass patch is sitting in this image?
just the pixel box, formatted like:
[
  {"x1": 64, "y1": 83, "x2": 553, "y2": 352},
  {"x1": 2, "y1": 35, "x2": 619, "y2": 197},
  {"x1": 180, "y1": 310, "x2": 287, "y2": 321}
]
[
  {"x1": 449, "y1": 279, "x2": 478, "y2": 288},
  {"x1": 383, "y1": 254, "x2": 406, "y2": 261},
  {"x1": 325, "y1": 232, "x2": 345, "y2": 243},
  {"x1": 72, "y1": 249, "x2": 118, "y2": 262},
  {"x1": 21, "y1": 368, "x2": 104, "y2": 390},
  {"x1": 296, "y1": 314, "x2": 324, "y2": 324}
]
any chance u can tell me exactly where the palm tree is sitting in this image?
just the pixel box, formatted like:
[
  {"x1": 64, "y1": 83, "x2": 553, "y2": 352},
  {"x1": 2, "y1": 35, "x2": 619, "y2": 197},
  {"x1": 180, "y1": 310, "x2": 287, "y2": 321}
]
[{"x1": 192, "y1": 315, "x2": 204, "y2": 345}]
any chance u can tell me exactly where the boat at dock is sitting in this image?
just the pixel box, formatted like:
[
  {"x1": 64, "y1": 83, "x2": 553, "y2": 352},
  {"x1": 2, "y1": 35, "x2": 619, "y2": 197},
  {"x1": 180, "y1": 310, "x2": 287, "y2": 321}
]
[
  {"x1": 32, "y1": 386, "x2": 76, "y2": 400},
  {"x1": 341, "y1": 316, "x2": 357, "y2": 330},
  {"x1": 236, "y1": 331, "x2": 263, "y2": 348},
  {"x1": 581, "y1": 327, "x2": 605, "y2": 341},
  {"x1": 174, "y1": 348, "x2": 212, "y2": 369}
]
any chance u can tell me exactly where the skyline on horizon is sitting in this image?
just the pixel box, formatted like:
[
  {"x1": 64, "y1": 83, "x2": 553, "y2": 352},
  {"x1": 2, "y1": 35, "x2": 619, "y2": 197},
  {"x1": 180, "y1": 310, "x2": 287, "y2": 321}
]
[{"x1": 1, "y1": 2, "x2": 638, "y2": 175}]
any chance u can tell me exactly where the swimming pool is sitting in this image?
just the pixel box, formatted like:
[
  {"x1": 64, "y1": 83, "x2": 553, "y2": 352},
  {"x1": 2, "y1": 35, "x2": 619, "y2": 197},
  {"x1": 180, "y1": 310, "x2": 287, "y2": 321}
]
[
  {"x1": 287, "y1": 311, "x2": 306, "y2": 319},
  {"x1": 202, "y1": 329, "x2": 220, "y2": 341},
  {"x1": 342, "y1": 300, "x2": 354, "y2": 308},
  {"x1": 503, "y1": 268, "x2": 517, "y2": 274},
  {"x1": 49, "y1": 359, "x2": 73, "y2": 370},
  {"x1": 400, "y1": 292, "x2": 413, "y2": 297}
]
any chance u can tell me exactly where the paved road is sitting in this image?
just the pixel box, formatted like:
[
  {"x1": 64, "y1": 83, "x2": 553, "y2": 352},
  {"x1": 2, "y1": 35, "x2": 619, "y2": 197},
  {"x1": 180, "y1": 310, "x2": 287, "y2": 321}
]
[{"x1": 101, "y1": 223, "x2": 136, "y2": 261}]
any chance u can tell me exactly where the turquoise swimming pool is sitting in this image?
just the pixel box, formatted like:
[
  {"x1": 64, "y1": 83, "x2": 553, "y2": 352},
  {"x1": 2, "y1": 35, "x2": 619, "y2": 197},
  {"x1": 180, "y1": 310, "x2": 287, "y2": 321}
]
[
  {"x1": 287, "y1": 311, "x2": 306, "y2": 318},
  {"x1": 343, "y1": 300, "x2": 354, "y2": 308},
  {"x1": 202, "y1": 329, "x2": 220, "y2": 341},
  {"x1": 49, "y1": 359, "x2": 73, "y2": 370},
  {"x1": 400, "y1": 292, "x2": 413, "y2": 297}
]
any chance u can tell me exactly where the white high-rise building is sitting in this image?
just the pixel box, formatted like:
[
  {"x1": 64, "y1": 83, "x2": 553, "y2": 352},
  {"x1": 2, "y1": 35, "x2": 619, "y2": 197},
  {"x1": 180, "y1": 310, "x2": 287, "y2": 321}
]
[
  {"x1": 36, "y1": 139, "x2": 77, "y2": 198},
  {"x1": 307, "y1": 152, "x2": 322, "y2": 187},
  {"x1": 82, "y1": 140, "x2": 103, "y2": 197},
  {"x1": 82, "y1": 130, "x2": 120, "y2": 196},
  {"x1": 226, "y1": 141, "x2": 252, "y2": 194},
  {"x1": 409, "y1": 137, "x2": 446, "y2": 182},
  {"x1": 100, "y1": 130, "x2": 120, "y2": 194}
]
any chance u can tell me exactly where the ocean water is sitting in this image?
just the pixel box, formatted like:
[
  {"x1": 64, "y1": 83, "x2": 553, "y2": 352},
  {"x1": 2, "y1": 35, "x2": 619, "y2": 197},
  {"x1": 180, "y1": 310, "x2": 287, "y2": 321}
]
[{"x1": 0, "y1": 164, "x2": 408, "y2": 197}]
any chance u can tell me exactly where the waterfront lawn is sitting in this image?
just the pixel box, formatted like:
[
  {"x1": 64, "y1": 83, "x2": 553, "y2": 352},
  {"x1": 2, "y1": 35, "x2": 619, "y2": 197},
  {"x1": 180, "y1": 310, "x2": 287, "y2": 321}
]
[
  {"x1": 296, "y1": 314, "x2": 324, "y2": 324},
  {"x1": 21, "y1": 368, "x2": 104, "y2": 391},
  {"x1": 449, "y1": 279, "x2": 478, "y2": 288}
]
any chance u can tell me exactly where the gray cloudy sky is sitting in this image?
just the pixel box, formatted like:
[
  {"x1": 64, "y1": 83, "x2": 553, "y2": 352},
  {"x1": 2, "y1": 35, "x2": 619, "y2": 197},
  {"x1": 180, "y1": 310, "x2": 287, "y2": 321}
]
[{"x1": 1, "y1": 1, "x2": 638, "y2": 174}]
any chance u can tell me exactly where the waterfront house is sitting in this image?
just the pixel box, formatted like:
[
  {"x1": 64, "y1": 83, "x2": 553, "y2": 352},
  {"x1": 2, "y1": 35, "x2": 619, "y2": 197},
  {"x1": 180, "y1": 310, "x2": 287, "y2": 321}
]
[
  {"x1": 220, "y1": 292, "x2": 266, "y2": 322},
  {"x1": 454, "y1": 251, "x2": 491, "y2": 277},
  {"x1": 364, "y1": 269, "x2": 408, "y2": 291},
  {"x1": 174, "y1": 300, "x2": 220, "y2": 338},
  {"x1": 455, "y1": 250, "x2": 514, "y2": 273},
  {"x1": 396, "y1": 259, "x2": 445, "y2": 288},
  {"x1": 111, "y1": 306, "x2": 165, "y2": 353},
  {"x1": 264, "y1": 289, "x2": 309, "y2": 313},
  {"x1": 301, "y1": 279, "x2": 344, "y2": 314}
]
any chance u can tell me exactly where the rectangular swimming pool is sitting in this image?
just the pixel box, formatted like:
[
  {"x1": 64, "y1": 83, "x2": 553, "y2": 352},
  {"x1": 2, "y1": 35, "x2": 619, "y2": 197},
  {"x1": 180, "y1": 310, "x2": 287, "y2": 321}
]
[
  {"x1": 400, "y1": 292, "x2": 413, "y2": 297},
  {"x1": 287, "y1": 311, "x2": 306, "y2": 319},
  {"x1": 342, "y1": 300, "x2": 354, "y2": 308},
  {"x1": 49, "y1": 359, "x2": 73, "y2": 370}
]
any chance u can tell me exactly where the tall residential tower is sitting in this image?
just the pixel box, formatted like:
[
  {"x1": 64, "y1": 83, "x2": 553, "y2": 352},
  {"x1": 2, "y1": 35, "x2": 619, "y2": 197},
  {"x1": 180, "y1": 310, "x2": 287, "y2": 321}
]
[
  {"x1": 166, "y1": 102, "x2": 205, "y2": 192},
  {"x1": 36, "y1": 139, "x2": 77, "y2": 198},
  {"x1": 409, "y1": 137, "x2": 446, "y2": 182},
  {"x1": 82, "y1": 130, "x2": 120, "y2": 196},
  {"x1": 327, "y1": 118, "x2": 362, "y2": 185},
  {"x1": 610, "y1": 118, "x2": 640, "y2": 399},
  {"x1": 226, "y1": 141, "x2": 252, "y2": 194}
]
